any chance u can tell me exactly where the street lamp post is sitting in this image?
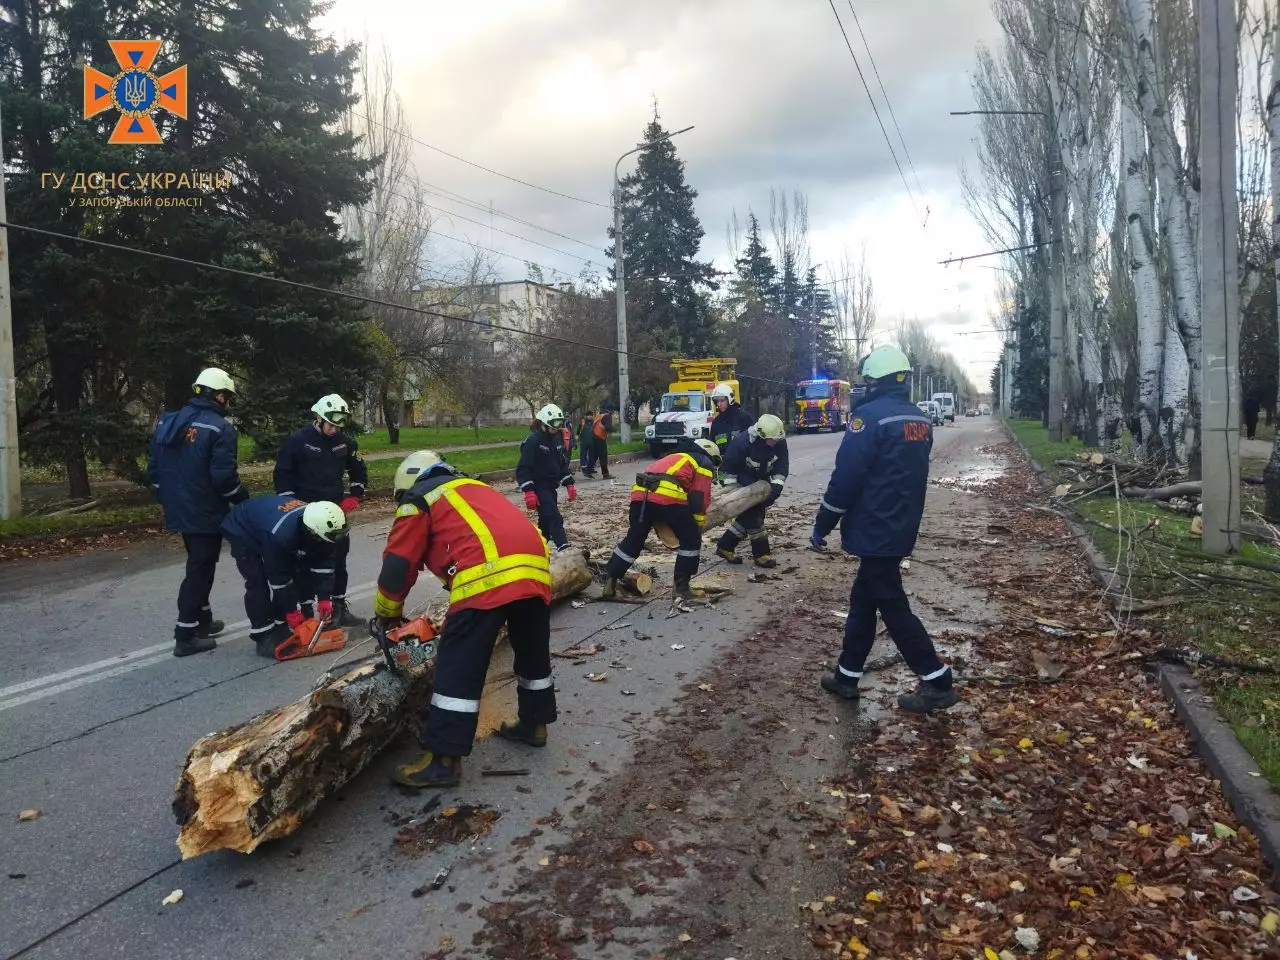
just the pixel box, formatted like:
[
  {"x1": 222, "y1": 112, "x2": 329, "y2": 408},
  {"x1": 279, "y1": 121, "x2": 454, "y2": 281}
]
[{"x1": 613, "y1": 125, "x2": 693, "y2": 444}]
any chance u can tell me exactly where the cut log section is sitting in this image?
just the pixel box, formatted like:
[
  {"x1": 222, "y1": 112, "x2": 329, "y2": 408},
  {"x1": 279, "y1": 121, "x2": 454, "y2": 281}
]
[
  {"x1": 652, "y1": 480, "x2": 772, "y2": 549},
  {"x1": 173, "y1": 546, "x2": 591, "y2": 859},
  {"x1": 620, "y1": 570, "x2": 653, "y2": 595}
]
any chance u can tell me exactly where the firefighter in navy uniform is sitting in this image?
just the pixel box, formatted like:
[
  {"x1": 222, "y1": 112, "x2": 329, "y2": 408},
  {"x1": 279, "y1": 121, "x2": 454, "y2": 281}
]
[
  {"x1": 811, "y1": 345, "x2": 958, "y2": 713},
  {"x1": 147, "y1": 367, "x2": 250, "y2": 658},
  {"x1": 601, "y1": 438, "x2": 720, "y2": 601},
  {"x1": 714, "y1": 413, "x2": 789, "y2": 569},
  {"x1": 708, "y1": 382, "x2": 753, "y2": 453},
  {"x1": 516, "y1": 403, "x2": 577, "y2": 551},
  {"x1": 273, "y1": 394, "x2": 368, "y2": 626},
  {"x1": 220, "y1": 496, "x2": 349, "y2": 657},
  {"x1": 375, "y1": 451, "x2": 557, "y2": 789}
]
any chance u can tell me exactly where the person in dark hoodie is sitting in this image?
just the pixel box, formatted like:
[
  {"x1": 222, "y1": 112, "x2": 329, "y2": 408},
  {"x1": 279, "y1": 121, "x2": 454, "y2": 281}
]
[
  {"x1": 516, "y1": 403, "x2": 577, "y2": 551},
  {"x1": 147, "y1": 367, "x2": 249, "y2": 657},
  {"x1": 709, "y1": 382, "x2": 753, "y2": 453}
]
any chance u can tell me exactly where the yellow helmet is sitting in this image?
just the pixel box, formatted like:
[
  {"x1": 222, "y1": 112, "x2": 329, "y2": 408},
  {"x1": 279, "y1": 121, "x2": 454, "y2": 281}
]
[
  {"x1": 193, "y1": 367, "x2": 236, "y2": 396},
  {"x1": 693, "y1": 437, "x2": 722, "y2": 465},
  {"x1": 394, "y1": 450, "x2": 445, "y2": 495},
  {"x1": 754, "y1": 413, "x2": 785, "y2": 440},
  {"x1": 302, "y1": 501, "x2": 348, "y2": 542}
]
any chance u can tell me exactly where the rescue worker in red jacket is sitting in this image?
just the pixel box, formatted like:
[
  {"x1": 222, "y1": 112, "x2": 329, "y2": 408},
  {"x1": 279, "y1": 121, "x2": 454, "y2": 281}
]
[
  {"x1": 374, "y1": 450, "x2": 557, "y2": 789},
  {"x1": 601, "y1": 438, "x2": 720, "y2": 601}
]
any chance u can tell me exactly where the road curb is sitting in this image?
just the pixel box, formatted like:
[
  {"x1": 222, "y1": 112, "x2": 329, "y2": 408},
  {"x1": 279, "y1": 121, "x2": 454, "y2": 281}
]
[{"x1": 1001, "y1": 418, "x2": 1280, "y2": 884}]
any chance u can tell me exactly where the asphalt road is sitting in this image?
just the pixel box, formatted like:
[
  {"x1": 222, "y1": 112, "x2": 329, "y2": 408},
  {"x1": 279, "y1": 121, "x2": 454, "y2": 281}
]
[{"x1": 0, "y1": 419, "x2": 988, "y2": 960}]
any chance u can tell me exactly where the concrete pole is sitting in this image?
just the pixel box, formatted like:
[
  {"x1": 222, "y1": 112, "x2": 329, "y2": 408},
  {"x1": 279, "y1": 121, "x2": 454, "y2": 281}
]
[
  {"x1": 611, "y1": 125, "x2": 693, "y2": 445},
  {"x1": 1199, "y1": 0, "x2": 1241, "y2": 554},
  {"x1": 0, "y1": 94, "x2": 21, "y2": 519},
  {"x1": 612, "y1": 179, "x2": 631, "y2": 444}
]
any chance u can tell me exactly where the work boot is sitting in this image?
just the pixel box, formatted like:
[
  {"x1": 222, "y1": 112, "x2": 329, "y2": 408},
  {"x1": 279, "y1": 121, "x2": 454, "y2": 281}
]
[
  {"x1": 497, "y1": 720, "x2": 548, "y2": 748},
  {"x1": 195, "y1": 619, "x2": 225, "y2": 639},
  {"x1": 173, "y1": 633, "x2": 217, "y2": 658},
  {"x1": 392, "y1": 752, "x2": 462, "y2": 789},
  {"x1": 674, "y1": 578, "x2": 701, "y2": 601},
  {"x1": 820, "y1": 671, "x2": 860, "y2": 700},
  {"x1": 897, "y1": 679, "x2": 960, "y2": 713},
  {"x1": 600, "y1": 577, "x2": 618, "y2": 599},
  {"x1": 254, "y1": 623, "x2": 289, "y2": 660},
  {"x1": 753, "y1": 554, "x2": 778, "y2": 569},
  {"x1": 331, "y1": 598, "x2": 362, "y2": 628},
  {"x1": 715, "y1": 547, "x2": 743, "y2": 564}
]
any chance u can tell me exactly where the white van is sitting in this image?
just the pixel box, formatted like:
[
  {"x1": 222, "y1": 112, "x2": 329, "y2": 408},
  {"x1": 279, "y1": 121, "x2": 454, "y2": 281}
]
[{"x1": 932, "y1": 392, "x2": 956, "y2": 423}]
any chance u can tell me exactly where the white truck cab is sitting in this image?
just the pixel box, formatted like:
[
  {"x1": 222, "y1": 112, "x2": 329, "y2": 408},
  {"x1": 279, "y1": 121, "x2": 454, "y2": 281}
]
[{"x1": 644, "y1": 358, "x2": 739, "y2": 458}]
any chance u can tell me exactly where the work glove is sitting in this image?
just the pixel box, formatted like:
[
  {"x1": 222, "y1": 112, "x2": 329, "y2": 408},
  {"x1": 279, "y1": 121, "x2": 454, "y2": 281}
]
[
  {"x1": 766, "y1": 481, "x2": 784, "y2": 506},
  {"x1": 524, "y1": 490, "x2": 539, "y2": 511},
  {"x1": 809, "y1": 531, "x2": 827, "y2": 552},
  {"x1": 285, "y1": 609, "x2": 306, "y2": 630},
  {"x1": 566, "y1": 484, "x2": 577, "y2": 502},
  {"x1": 340, "y1": 496, "x2": 360, "y2": 514},
  {"x1": 316, "y1": 599, "x2": 333, "y2": 623},
  {"x1": 745, "y1": 457, "x2": 761, "y2": 471}
]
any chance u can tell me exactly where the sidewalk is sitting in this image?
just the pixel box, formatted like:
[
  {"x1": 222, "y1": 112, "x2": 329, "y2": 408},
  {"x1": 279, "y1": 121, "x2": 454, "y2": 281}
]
[{"x1": 237, "y1": 438, "x2": 521, "y2": 474}]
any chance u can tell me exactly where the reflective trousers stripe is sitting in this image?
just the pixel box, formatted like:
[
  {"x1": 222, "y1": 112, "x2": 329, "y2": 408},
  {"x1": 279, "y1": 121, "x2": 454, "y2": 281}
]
[
  {"x1": 922, "y1": 665, "x2": 951, "y2": 682},
  {"x1": 676, "y1": 549, "x2": 700, "y2": 558},
  {"x1": 431, "y1": 692, "x2": 481, "y2": 713},
  {"x1": 838, "y1": 663, "x2": 863, "y2": 679},
  {"x1": 611, "y1": 547, "x2": 636, "y2": 564},
  {"x1": 517, "y1": 675, "x2": 553, "y2": 691},
  {"x1": 176, "y1": 620, "x2": 199, "y2": 628}
]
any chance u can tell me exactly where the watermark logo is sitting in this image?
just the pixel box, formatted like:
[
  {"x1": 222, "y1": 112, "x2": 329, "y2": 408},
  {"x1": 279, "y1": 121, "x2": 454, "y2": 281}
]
[{"x1": 83, "y1": 40, "x2": 187, "y2": 144}]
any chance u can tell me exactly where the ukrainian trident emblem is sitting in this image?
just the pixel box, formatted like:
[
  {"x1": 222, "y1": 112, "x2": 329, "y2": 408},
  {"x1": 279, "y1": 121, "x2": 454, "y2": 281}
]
[{"x1": 83, "y1": 40, "x2": 188, "y2": 145}]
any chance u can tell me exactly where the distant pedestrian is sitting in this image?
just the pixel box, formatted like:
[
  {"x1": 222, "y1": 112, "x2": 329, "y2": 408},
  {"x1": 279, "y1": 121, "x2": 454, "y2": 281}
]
[
  {"x1": 591, "y1": 409, "x2": 613, "y2": 479},
  {"x1": 579, "y1": 412, "x2": 596, "y2": 475},
  {"x1": 1244, "y1": 396, "x2": 1261, "y2": 440}
]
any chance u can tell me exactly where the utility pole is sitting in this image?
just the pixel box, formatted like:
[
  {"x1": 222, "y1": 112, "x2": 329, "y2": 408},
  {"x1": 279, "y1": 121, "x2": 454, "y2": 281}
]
[
  {"x1": 0, "y1": 95, "x2": 21, "y2": 519},
  {"x1": 1199, "y1": 0, "x2": 1240, "y2": 554},
  {"x1": 612, "y1": 125, "x2": 693, "y2": 444}
]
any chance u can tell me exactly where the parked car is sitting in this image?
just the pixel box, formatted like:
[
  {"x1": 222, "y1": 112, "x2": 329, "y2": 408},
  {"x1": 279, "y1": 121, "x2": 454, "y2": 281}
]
[
  {"x1": 916, "y1": 400, "x2": 943, "y2": 426},
  {"x1": 978, "y1": 403, "x2": 991, "y2": 416},
  {"x1": 964, "y1": 408, "x2": 978, "y2": 418}
]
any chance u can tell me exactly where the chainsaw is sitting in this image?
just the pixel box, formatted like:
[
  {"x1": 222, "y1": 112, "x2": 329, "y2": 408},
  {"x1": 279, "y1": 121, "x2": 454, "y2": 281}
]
[
  {"x1": 372, "y1": 615, "x2": 440, "y2": 673},
  {"x1": 274, "y1": 616, "x2": 348, "y2": 661}
]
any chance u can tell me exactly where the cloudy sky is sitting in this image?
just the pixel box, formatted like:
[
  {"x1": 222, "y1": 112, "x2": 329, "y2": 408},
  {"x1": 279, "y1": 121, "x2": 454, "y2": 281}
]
[{"x1": 318, "y1": 0, "x2": 1007, "y2": 386}]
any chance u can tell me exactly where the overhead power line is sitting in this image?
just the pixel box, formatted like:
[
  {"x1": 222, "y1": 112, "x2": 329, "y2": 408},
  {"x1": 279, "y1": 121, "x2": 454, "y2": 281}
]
[
  {"x1": 937, "y1": 241, "x2": 1055, "y2": 266},
  {"x1": 844, "y1": 0, "x2": 926, "y2": 202},
  {"x1": 825, "y1": 0, "x2": 924, "y2": 226},
  {"x1": 0, "y1": 218, "x2": 800, "y2": 389}
]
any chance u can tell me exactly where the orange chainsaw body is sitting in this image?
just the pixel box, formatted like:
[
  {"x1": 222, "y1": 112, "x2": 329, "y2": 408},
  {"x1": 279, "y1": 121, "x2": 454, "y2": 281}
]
[
  {"x1": 382, "y1": 615, "x2": 440, "y2": 670},
  {"x1": 274, "y1": 617, "x2": 348, "y2": 661}
]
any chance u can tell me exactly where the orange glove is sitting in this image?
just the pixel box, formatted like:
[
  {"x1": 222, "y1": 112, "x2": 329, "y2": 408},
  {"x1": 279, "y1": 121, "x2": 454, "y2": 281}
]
[
  {"x1": 316, "y1": 599, "x2": 333, "y2": 622},
  {"x1": 285, "y1": 610, "x2": 305, "y2": 630},
  {"x1": 566, "y1": 484, "x2": 577, "y2": 502},
  {"x1": 340, "y1": 496, "x2": 359, "y2": 514},
  {"x1": 524, "y1": 490, "x2": 539, "y2": 511}
]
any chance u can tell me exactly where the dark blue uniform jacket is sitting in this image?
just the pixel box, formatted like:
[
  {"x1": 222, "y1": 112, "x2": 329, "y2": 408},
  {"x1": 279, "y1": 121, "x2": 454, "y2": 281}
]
[
  {"x1": 221, "y1": 494, "x2": 335, "y2": 611},
  {"x1": 273, "y1": 424, "x2": 368, "y2": 503},
  {"x1": 813, "y1": 383, "x2": 932, "y2": 558},
  {"x1": 146, "y1": 397, "x2": 248, "y2": 534}
]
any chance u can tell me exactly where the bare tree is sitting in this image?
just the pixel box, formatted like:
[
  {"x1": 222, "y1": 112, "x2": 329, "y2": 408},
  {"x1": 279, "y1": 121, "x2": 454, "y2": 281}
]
[
  {"x1": 1265, "y1": 8, "x2": 1280, "y2": 520},
  {"x1": 831, "y1": 245, "x2": 877, "y2": 375}
]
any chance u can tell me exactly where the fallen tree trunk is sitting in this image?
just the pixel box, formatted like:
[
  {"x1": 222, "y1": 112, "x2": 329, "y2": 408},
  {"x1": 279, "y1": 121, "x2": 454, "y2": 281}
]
[
  {"x1": 173, "y1": 547, "x2": 592, "y2": 859},
  {"x1": 652, "y1": 480, "x2": 772, "y2": 549},
  {"x1": 1121, "y1": 481, "x2": 1203, "y2": 501}
]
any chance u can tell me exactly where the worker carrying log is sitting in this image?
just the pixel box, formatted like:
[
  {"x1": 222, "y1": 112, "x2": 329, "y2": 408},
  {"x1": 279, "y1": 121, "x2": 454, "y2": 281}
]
[
  {"x1": 601, "y1": 438, "x2": 721, "y2": 601},
  {"x1": 220, "y1": 495, "x2": 349, "y2": 657},
  {"x1": 709, "y1": 382, "x2": 753, "y2": 452},
  {"x1": 714, "y1": 413, "x2": 788, "y2": 569},
  {"x1": 373, "y1": 450, "x2": 558, "y2": 790},
  {"x1": 516, "y1": 403, "x2": 577, "y2": 553},
  {"x1": 810, "y1": 345, "x2": 958, "y2": 713}
]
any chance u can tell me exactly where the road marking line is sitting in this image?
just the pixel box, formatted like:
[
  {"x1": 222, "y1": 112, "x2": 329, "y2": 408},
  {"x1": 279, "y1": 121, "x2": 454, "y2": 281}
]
[{"x1": 0, "y1": 583, "x2": 376, "y2": 706}]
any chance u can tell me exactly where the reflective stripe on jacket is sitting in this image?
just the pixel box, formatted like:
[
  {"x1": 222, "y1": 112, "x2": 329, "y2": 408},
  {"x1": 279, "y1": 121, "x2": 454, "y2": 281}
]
[
  {"x1": 375, "y1": 475, "x2": 551, "y2": 617},
  {"x1": 630, "y1": 452, "x2": 714, "y2": 524}
]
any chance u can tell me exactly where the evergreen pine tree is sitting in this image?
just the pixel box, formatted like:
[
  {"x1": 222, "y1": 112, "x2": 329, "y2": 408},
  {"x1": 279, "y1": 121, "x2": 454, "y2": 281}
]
[
  {"x1": 733, "y1": 213, "x2": 777, "y2": 302},
  {"x1": 608, "y1": 110, "x2": 718, "y2": 366}
]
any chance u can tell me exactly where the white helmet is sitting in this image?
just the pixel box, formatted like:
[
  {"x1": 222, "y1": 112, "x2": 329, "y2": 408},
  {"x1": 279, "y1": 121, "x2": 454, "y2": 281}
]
[
  {"x1": 710, "y1": 383, "x2": 734, "y2": 402},
  {"x1": 754, "y1": 413, "x2": 785, "y2": 440},
  {"x1": 394, "y1": 450, "x2": 446, "y2": 495},
  {"x1": 193, "y1": 367, "x2": 236, "y2": 396},
  {"x1": 535, "y1": 403, "x2": 565, "y2": 429},
  {"x1": 311, "y1": 393, "x2": 350, "y2": 426},
  {"x1": 302, "y1": 501, "x2": 348, "y2": 542},
  {"x1": 693, "y1": 438, "x2": 722, "y2": 465}
]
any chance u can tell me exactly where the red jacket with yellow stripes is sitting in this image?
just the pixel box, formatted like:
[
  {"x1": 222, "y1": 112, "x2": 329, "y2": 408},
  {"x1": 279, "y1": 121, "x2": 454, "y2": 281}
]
[
  {"x1": 375, "y1": 474, "x2": 552, "y2": 617},
  {"x1": 630, "y1": 451, "x2": 715, "y2": 524}
]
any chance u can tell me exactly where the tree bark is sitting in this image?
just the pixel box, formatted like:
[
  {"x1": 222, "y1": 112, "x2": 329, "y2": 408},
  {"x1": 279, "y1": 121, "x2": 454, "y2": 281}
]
[
  {"x1": 1120, "y1": 481, "x2": 1202, "y2": 500},
  {"x1": 651, "y1": 480, "x2": 773, "y2": 549},
  {"x1": 172, "y1": 547, "x2": 592, "y2": 859}
]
